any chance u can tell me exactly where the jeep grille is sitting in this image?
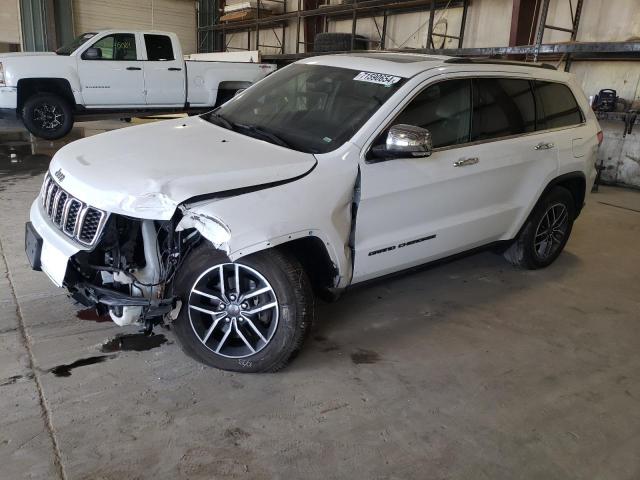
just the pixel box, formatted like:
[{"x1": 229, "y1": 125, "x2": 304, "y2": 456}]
[{"x1": 40, "y1": 173, "x2": 108, "y2": 247}]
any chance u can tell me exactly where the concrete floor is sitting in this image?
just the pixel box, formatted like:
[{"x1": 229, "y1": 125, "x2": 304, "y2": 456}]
[{"x1": 1, "y1": 121, "x2": 640, "y2": 480}]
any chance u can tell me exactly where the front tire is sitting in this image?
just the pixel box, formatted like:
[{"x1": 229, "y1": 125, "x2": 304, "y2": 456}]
[
  {"x1": 504, "y1": 186, "x2": 575, "y2": 269},
  {"x1": 22, "y1": 93, "x2": 74, "y2": 140},
  {"x1": 173, "y1": 245, "x2": 314, "y2": 372}
]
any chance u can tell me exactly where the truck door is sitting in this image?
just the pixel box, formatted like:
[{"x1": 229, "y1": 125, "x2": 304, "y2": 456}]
[
  {"x1": 142, "y1": 34, "x2": 185, "y2": 106},
  {"x1": 77, "y1": 32, "x2": 146, "y2": 106}
]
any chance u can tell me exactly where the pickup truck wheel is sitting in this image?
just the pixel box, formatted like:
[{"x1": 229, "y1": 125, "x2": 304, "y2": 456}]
[
  {"x1": 22, "y1": 93, "x2": 74, "y2": 140},
  {"x1": 172, "y1": 246, "x2": 314, "y2": 373},
  {"x1": 504, "y1": 186, "x2": 575, "y2": 269}
]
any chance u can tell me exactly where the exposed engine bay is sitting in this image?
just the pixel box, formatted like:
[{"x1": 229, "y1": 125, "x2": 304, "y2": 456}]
[{"x1": 66, "y1": 213, "x2": 202, "y2": 333}]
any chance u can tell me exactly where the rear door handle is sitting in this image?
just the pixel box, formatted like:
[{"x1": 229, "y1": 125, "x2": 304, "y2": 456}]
[
  {"x1": 126, "y1": 66, "x2": 142, "y2": 71},
  {"x1": 534, "y1": 142, "x2": 555, "y2": 150},
  {"x1": 168, "y1": 67, "x2": 182, "y2": 71},
  {"x1": 453, "y1": 157, "x2": 479, "y2": 167}
]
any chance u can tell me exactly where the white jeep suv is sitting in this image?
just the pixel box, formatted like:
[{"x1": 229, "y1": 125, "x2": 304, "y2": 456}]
[{"x1": 25, "y1": 53, "x2": 600, "y2": 372}]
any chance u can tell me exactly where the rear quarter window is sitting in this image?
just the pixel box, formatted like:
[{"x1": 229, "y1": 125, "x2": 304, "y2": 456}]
[{"x1": 534, "y1": 81, "x2": 583, "y2": 130}]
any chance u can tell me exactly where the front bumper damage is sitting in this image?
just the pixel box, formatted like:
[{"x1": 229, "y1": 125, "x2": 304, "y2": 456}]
[
  {"x1": 26, "y1": 195, "x2": 205, "y2": 329},
  {"x1": 71, "y1": 282, "x2": 175, "y2": 318}
]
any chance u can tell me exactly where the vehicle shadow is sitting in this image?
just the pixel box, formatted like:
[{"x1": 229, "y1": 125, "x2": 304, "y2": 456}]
[{"x1": 307, "y1": 248, "x2": 582, "y2": 362}]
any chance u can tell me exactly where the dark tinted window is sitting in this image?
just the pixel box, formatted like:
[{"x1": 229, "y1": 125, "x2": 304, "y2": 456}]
[
  {"x1": 471, "y1": 78, "x2": 535, "y2": 141},
  {"x1": 392, "y1": 79, "x2": 471, "y2": 148},
  {"x1": 89, "y1": 34, "x2": 136, "y2": 60},
  {"x1": 534, "y1": 81, "x2": 583, "y2": 129},
  {"x1": 145, "y1": 34, "x2": 175, "y2": 61}
]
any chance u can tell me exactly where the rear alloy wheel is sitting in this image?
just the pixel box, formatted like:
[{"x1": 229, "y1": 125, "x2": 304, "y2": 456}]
[
  {"x1": 22, "y1": 93, "x2": 74, "y2": 140},
  {"x1": 533, "y1": 203, "x2": 570, "y2": 262},
  {"x1": 173, "y1": 246, "x2": 314, "y2": 372},
  {"x1": 504, "y1": 186, "x2": 576, "y2": 269}
]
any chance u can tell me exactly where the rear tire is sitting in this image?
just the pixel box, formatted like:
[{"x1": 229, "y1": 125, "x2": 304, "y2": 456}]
[
  {"x1": 172, "y1": 245, "x2": 314, "y2": 372},
  {"x1": 504, "y1": 186, "x2": 575, "y2": 269},
  {"x1": 22, "y1": 93, "x2": 74, "y2": 140}
]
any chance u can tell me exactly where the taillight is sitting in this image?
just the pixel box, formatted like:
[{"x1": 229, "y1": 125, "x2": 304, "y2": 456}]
[{"x1": 597, "y1": 130, "x2": 604, "y2": 146}]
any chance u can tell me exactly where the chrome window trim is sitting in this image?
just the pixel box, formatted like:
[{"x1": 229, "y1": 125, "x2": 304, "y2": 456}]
[{"x1": 363, "y1": 74, "x2": 587, "y2": 162}]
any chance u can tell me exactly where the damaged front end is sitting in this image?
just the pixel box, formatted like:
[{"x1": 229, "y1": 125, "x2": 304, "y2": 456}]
[{"x1": 65, "y1": 205, "x2": 230, "y2": 331}]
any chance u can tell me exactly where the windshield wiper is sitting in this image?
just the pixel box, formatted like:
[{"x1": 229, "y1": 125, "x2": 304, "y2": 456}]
[
  {"x1": 233, "y1": 123, "x2": 291, "y2": 149},
  {"x1": 206, "y1": 112, "x2": 234, "y2": 130}
]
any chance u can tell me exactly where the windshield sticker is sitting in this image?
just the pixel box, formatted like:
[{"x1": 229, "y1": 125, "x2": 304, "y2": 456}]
[{"x1": 353, "y1": 72, "x2": 402, "y2": 87}]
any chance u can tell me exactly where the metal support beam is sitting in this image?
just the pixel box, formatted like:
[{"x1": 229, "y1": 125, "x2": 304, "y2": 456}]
[
  {"x1": 533, "y1": 0, "x2": 551, "y2": 61},
  {"x1": 564, "y1": 0, "x2": 584, "y2": 71},
  {"x1": 427, "y1": 0, "x2": 435, "y2": 49},
  {"x1": 458, "y1": 0, "x2": 468, "y2": 48}
]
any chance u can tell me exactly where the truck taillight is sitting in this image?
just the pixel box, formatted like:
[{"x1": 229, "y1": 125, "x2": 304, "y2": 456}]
[
  {"x1": 0, "y1": 62, "x2": 4, "y2": 86},
  {"x1": 597, "y1": 130, "x2": 604, "y2": 146}
]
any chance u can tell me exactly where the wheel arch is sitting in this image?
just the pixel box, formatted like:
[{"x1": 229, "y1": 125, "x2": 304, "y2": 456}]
[
  {"x1": 510, "y1": 171, "x2": 586, "y2": 242},
  {"x1": 229, "y1": 232, "x2": 342, "y2": 291},
  {"x1": 17, "y1": 78, "x2": 77, "y2": 114},
  {"x1": 541, "y1": 171, "x2": 586, "y2": 217}
]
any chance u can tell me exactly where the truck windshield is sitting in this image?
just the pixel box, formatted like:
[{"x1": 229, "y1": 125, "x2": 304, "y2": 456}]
[
  {"x1": 56, "y1": 33, "x2": 97, "y2": 55},
  {"x1": 205, "y1": 64, "x2": 405, "y2": 154}
]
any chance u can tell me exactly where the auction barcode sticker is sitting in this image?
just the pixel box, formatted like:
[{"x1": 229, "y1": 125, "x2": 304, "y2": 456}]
[{"x1": 353, "y1": 71, "x2": 402, "y2": 87}]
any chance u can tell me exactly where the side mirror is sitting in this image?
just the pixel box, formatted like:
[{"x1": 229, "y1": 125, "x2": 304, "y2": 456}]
[
  {"x1": 370, "y1": 124, "x2": 432, "y2": 160},
  {"x1": 234, "y1": 88, "x2": 247, "y2": 97},
  {"x1": 82, "y1": 47, "x2": 102, "y2": 60}
]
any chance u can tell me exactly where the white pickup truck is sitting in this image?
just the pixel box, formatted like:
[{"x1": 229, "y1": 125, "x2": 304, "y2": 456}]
[{"x1": 0, "y1": 30, "x2": 276, "y2": 139}]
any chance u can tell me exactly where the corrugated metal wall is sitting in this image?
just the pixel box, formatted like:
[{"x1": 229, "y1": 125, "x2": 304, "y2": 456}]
[
  {"x1": 0, "y1": 0, "x2": 22, "y2": 45},
  {"x1": 73, "y1": 0, "x2": 197, "y2": 55}
]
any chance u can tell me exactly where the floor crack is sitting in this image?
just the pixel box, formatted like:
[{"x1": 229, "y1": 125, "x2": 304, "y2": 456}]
[{"x1": 0, "y1": 237, "x2": 67, "y2": 480}]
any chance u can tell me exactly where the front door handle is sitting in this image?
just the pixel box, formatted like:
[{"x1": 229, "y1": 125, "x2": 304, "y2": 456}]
[
  {"x1": 534, "y1": 142, "x2": 555, "y2": 150},
  {"x1": 168, "y1": 67, "x2": 182, "y2": 71},
  {"x1": 126, "y1": 66, "x2": 142, "y2": 71},
  {"x1": 453, "y1": 157, "x2": 479, "y2": 167}
]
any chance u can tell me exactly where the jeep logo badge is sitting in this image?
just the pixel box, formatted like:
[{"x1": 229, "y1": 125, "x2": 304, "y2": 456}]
[{"x1": 54, "y1": 169, "x2": 65, "y2": 182}]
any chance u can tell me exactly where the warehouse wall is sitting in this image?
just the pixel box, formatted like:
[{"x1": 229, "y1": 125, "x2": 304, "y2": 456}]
[
  {"x1": 73, "y1": 0, "x2": 197, "y2": 55},
  {"x1": 0, "y1": 0, "x2": 22, "y2": 45},
  {"x1": 225, "y1": 0, "x2": 515, "y2": 54}
]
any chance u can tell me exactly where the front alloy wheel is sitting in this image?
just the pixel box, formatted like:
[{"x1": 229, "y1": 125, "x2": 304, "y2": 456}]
[
  {"x1": 188, "y1": 263, "x2": 279, "y2": 358},
  {"x1": 22, "y1": 93, "x2": 74, "y2": 140},
  {"x1": 173, "y1": 246, "x2": 314, "y2": 372}
]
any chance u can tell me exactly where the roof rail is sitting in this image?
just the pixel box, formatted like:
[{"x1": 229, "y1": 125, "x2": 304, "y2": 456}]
[{"x1": 444, "y1": 57, "x2": 557, "y2": 70}]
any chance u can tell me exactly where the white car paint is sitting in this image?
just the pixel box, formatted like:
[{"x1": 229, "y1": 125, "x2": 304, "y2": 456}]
[
  {"x1": 48, "y1": 116, "x2": 317, "y2": 219},
  {"x1": 28, "y1": 53, "x2": 599, "y2": 322},
  {"x1": 0, "y1": 30, "x2": 276, "y2": 111}
]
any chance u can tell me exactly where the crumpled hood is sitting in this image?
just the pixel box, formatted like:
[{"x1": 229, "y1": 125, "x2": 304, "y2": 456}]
[{"x1": 49, "y1": 117, "x2": 317, "y2": 220}]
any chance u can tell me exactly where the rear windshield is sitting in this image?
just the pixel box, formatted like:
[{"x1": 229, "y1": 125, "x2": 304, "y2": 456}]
[{"x1": 205, "y1": 64, "x2": 405, "y2": 154}]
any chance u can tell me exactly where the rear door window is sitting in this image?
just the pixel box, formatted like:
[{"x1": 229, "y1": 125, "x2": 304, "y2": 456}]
[
  {"x1": 145, "y1": 34, "x2": 175, "y2": 61},
  {"x1": 534, "y1": 81, "x2": 583, "y2": 130},
  {"x1": 471, "y1": 78, "x2": 536, "y2": 142}
]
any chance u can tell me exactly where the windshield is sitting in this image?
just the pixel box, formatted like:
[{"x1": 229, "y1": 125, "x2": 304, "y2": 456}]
[
  {"x1": 56, "y1": 32, "x2": 97, "y2": 55},
  {"x1": 205, "y1": 64, "x2": 405, "y2": 154}
]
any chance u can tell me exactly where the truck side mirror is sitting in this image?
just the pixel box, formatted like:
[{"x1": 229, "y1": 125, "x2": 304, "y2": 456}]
[{"x1": 82, "y1": 47, "x2": 102, "y2": 60}]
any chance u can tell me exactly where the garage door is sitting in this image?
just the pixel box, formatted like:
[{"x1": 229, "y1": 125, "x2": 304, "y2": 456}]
[{"x1": 73, "y1": 0, "x2": 196, "y2": 55}]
